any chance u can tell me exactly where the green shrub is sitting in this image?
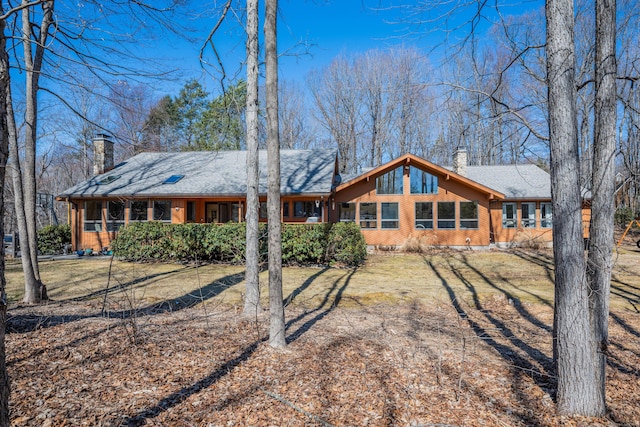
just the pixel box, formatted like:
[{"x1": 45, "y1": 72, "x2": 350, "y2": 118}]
[
  {"x1": 37, "y1": 224, "x2": 72, "y2": 255},
  {"x1": 112, "y1": 221, "x2": 367, "y2": 266},
  {"x1": 202, "y1": 222, "x2": 248, "y2": 263},
  {"x1": 281, "y1": 223, "x2": 331, "y2": 265},
  {"x1": 326, "y1": 221, "x2": 367, "y2": 266}
]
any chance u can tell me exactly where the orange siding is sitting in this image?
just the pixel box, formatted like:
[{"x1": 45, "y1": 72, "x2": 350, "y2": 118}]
[
  {"x1": 489, "y1": 200, "x2": 592, "y2": 246},
  {"x1": 68, "y1": 196, "x2": 329, "y2": 251},
  {"x1": 489, "y1": 201, "x2": 553, "y2": 246},
  {"x1": 332, "y1": 168, "x2": 493, "y2": 247}
]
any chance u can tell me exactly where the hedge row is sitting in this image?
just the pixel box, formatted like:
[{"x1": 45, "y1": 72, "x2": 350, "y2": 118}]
[
  {"x1": 37, "y1": 224, "x2": 72, "y2": 255},
  {"x1": 111, "y1": 221, "x2": 367, "y2": 266}
]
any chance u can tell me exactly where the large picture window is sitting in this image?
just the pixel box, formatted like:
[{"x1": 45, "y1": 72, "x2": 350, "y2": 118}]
[
  {"x1": 84, "y1": 201, "x2": 102, "y2": 232},
  {"x1": 410, "y1": 166, "x2": 438, "y2": 194},
  {"x1": 415, "y1": 202, "x2": 433, "y2": 229},
  {"x1": 153, "y1": 200, "x2": 172, "y2": 222},
  {"x1": 381, "y1": 202, "x2": 399, "y2": 229},
  {"x1": 541, "y1": 202, "x2": 552, "y2": 228},
  {"x1": 502, "y1": 203, "x2": 517, "y2": 228},
  {"x1": 107, "y1": 200, "x2": 125, "y2": 232},
  {"x1": 437, "y1": 202, "x2": 456, "y2": 229},
  {"x1": 130, "y1": 200, "x2": 148, "y2": 222},
  {"x1": 459, "y1": 201, "x2": 478, "y2": 229},
  {"x1": 294, "y1": 201, "x2": 321, "y2": 218},
  {"x1": 376, "y1": 166, "x2": 403, "y2": 194},
  {"x1": 339, "y1": 203, "x2": 356, "y2": 222},
  {"x1": 359, "y1": 202, "x2": 377, "y2": 229},
  {"x1": 521, "y1": 202, "x2": 536, "y2": 228}
]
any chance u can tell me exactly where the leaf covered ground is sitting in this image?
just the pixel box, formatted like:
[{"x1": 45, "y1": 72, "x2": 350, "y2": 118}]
[{"x1": 5, "y1": 249, "x2": 640, "y2": 426}]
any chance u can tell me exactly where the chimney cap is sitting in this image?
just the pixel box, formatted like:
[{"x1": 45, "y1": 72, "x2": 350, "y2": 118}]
[{"x1": 93, "y1": 133, "x2": 113, "y2": 141}]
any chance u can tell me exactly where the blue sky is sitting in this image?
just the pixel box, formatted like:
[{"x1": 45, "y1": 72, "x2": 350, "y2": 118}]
[
  {"x1": 155, "y1": 1, "x2": 424, "y2": 93},
  {"x1": 150, "y1": 0, "x2": 544, "y2": 96}
]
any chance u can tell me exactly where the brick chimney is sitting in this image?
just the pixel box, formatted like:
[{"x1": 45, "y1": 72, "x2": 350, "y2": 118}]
[
  {"x1": 453, "y1": 148, "x2": 468, "y2": 177},
  {"x1": 93, "y1": 134, "x2": 114, "y2": 175}
]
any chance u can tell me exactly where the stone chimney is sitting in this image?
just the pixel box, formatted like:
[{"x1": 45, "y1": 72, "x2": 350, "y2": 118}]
[
  {"x1": 453, "y1": 148, "x2": 468, "y2": 177},
  {"x1": 93, "y1": 134, "x2": 114, "y2": 175}
]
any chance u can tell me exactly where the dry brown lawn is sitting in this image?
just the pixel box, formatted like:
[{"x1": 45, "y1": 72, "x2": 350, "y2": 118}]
[{"x1": 5, "y1": 247, "x2": 640, "y2": 426}]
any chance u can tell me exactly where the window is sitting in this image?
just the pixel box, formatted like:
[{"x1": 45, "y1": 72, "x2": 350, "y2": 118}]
[
  {"x1": 130, "y1": 200, "x2": 148, "y2": 221},
  {"x1": 97, "y1": 175, "x2": 120, "y2": 185},
  {"x1": 153, "y1": 200, "x2": 172, "y2": 222},
  {"x1": 502, "y1": 203, "x2": 517, "y2": 228},
  {"x1": 459, "y1": 201, "x2": 479, "y2": 229},
  {"x1": 107, "y1": 200, "x2": 125, "y2": 232},
  {"x1": 415, "y1": 202, "x2": 433, "y2": 229},
  {"x1": 283, "y1": 202, "x2": 290, "y2": 219},
  {"x1": 339, "y1": 203, "x2": 356, "y2": 222},
  {"x1": 163, "y1": 175, "x2": 184, "y2": 184},
  {"x1": 294, "y1": 201, "x2": 321, "y2": 218},
  {"x1": 521, "y1": 202, "x2": 536, "y2": 228},
  {"x1": 437, "y1": 202, "x2": 456, "y2": 229},
  {"x1": 84, "y1": 201, "x2": 102, "y2": 232},
  {"x1": 541, "y1": 202, "x2": 552, "y2": 228},
  {"x1": 259, "y1": 202, "x2": 267, "y2": 219},
  {"x1": 381, "y1": 203, "x2": 399, "y2": 229},
  {"x1": 186, "y1": 201, "x2": 196, "y2": 223},
  {"x1": 376, "y1": 166, "x2": 404, "y2": 194},
  {"x1": 410, "y1": 166, "x2": 438, "y2": 194},
  {"x1": 359, "y1": 202, "x2": 377, "y2": 229}
]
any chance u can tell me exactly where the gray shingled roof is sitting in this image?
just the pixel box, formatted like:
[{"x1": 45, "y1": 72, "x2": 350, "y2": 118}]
[
  {"x1": 58, "y1": 149, "x2": 337, "y2": 199},
  {"x1": 464, "y1": 164, "x2": 551, "y2": 199}
]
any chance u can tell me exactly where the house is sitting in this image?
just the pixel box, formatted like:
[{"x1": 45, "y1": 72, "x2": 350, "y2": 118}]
[
  {"x1": 57, "y1": 136, "x2": 589, "y2": 252},
  {"x1": 57, "y1": 136, "x2": 339, "y2": 252},
  {"x1": 332, "y1": 151, "x2": 589, "y2": 248}
]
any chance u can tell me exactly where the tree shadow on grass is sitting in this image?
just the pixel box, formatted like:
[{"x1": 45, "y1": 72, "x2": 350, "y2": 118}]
[
  {"x1": 423, "y1": 255, "x2": 554, "y2": 426},
  {"x1": 64, "y1": 266, "x2": 193, "y2": 303},
  {"x1": 131, "y1": 270, "x2": 246, "y2": 315},
  {"x1": 283, "y1": 267, "x2": 330, "y2": 307},
  {"x1": 511, "y1": 249, "x2": 555, "y2": 285},
  {"x1": 610, "y1": 276, "x2": 640, "y2": 312},
  {"x1": 459, "y1": 253, "x2": 553, "y2": 332},
  {"x1": 285, "y1": 269, "x2": 356, "y2": 344},
  {"x1": 7, "y1": 269, "x2": 246, "y2": 333}
]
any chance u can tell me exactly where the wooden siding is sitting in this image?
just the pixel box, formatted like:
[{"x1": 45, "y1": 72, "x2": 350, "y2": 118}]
[
  {"x1": 67, "y1": 196, "x2": 330, "y2": 251},
  {"x1": 488, "y1": 200, "x2": 591, "y2": 246},
  {"x1": 331, "y1": 166, "x2": 494, "y2": 247},
  {"x1": 488, "y1": 200, "x2": 554, "y2": 246}
]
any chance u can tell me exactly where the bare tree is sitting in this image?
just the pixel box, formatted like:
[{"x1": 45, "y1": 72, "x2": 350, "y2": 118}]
[
  {"x1": 8, "y1": 0, "x2": 54, "y2": 304},
  {"x1": 586, "y1": 0, "x2": 617, "y2": 415},
  {"x1": 546, "y1": 0, "x2": 600, "y2": 414},
  {"x1": 0, "y1": 7, "x2": 12, "y2": 422},
  {"x1": 4, "y1": 0, "x2": 187, "y2": 304},
  {"x1": 308, "y1": 56, "x2": 360, "y2": 173},
  {"x1": 243, "y1": 0, "x2": 261, "y2": 317},
  {"x1": 265, "y1": 0, "x2": 286, "y2": 348},
  {"x1": 279, "y1": 80, "x2": 313, "y2": 149}
]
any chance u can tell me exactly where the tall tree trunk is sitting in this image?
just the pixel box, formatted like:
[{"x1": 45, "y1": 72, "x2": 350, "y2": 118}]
[
  {"x1": 265, "y1": 0, "x2": 286, "y2": 348},
  {"x1": 587, "y1": 0, "x2": 617, "y2": 416},
  {"x1": 0, "y1": 14, "x2": 11, "y2": 425},
  {"x1": 546, "y1": 0, "x2": 599, "y2": 415},
  {"x1": 15, "y1": 0, "x2": 54, "y2": 303},
  {"x1": 243, "y1": 0, "x2": 261, "y2": 317},
  {"x1": 7, "y1": 88, "x2": 39, "y2": 304}
]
